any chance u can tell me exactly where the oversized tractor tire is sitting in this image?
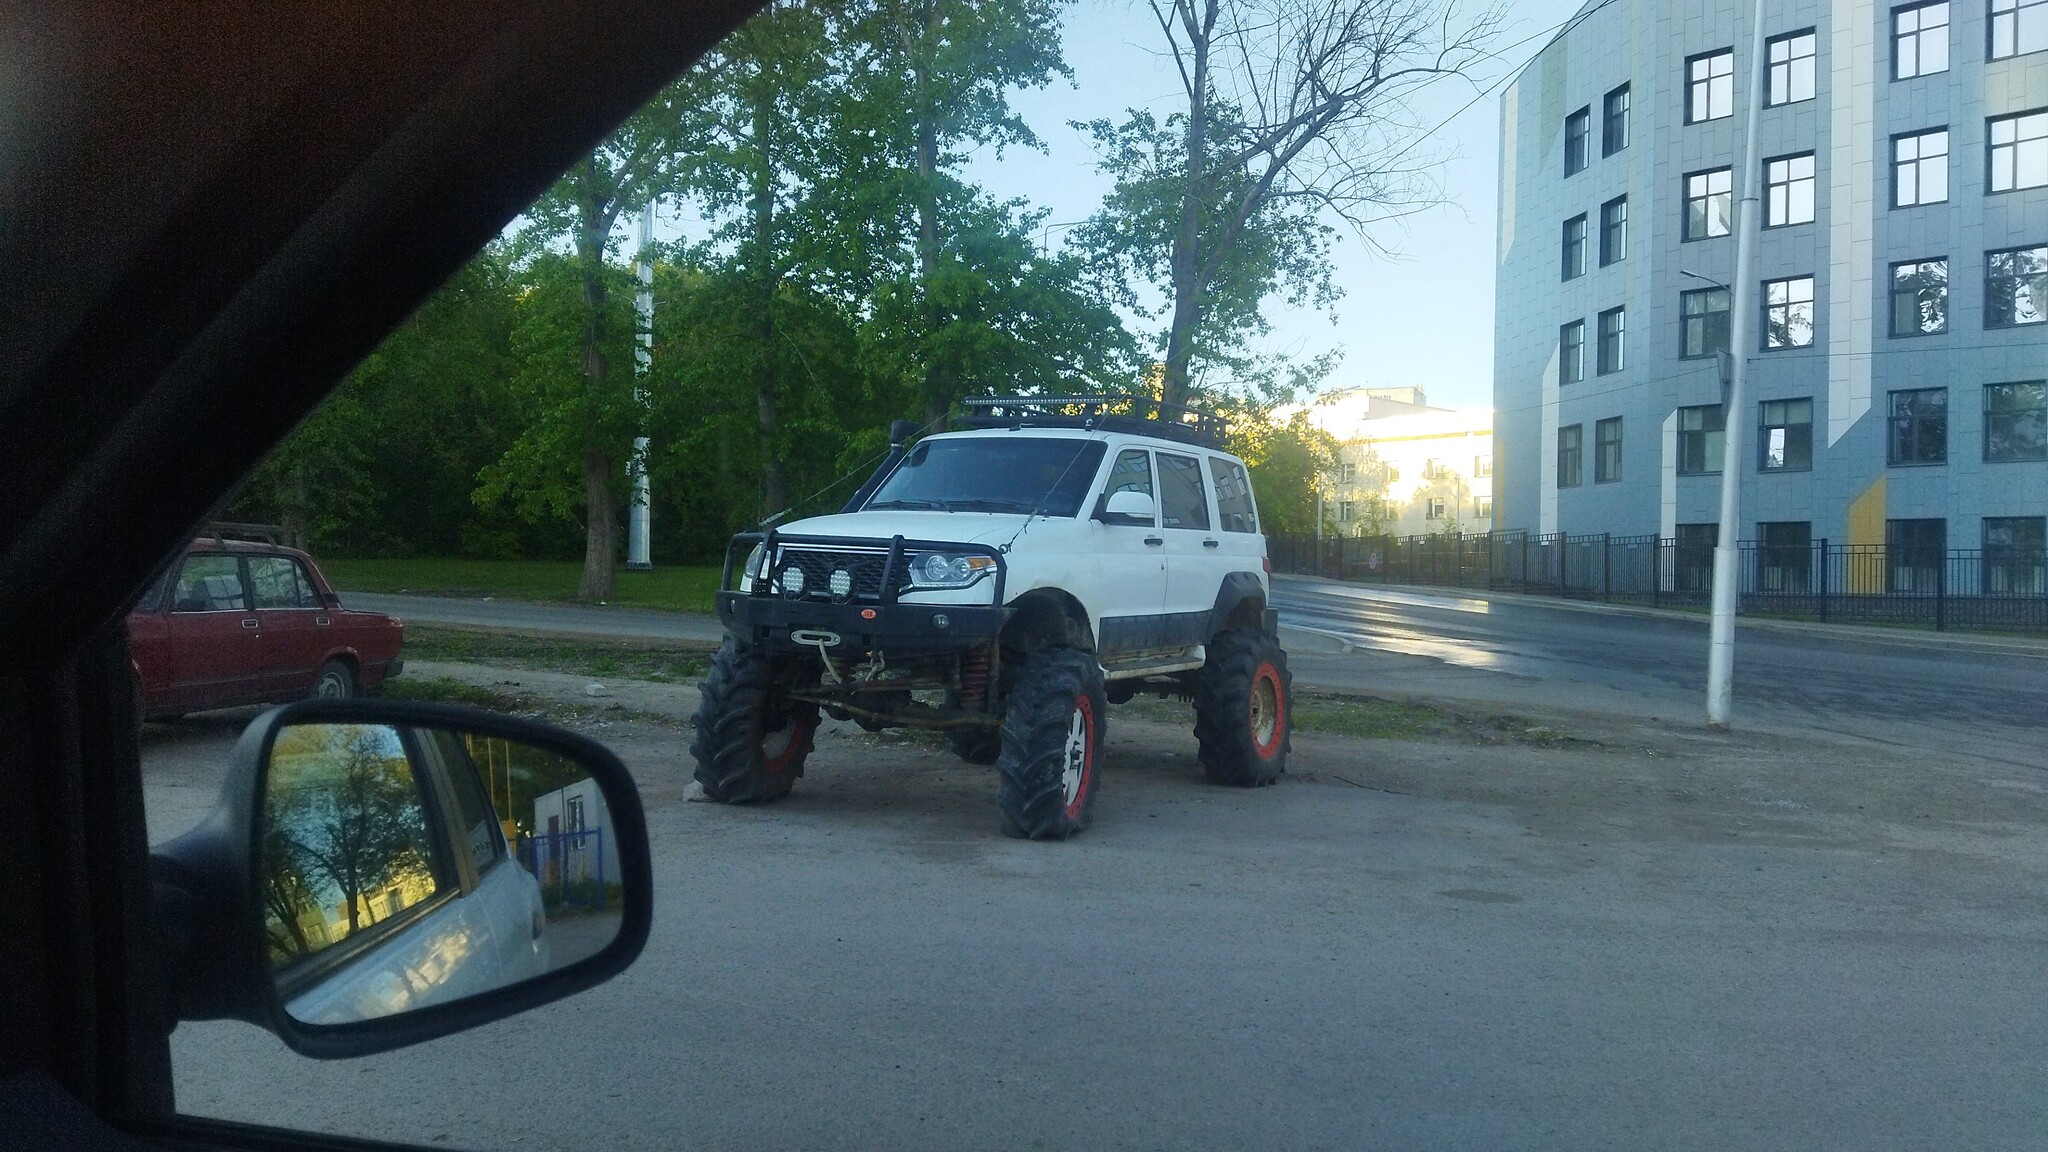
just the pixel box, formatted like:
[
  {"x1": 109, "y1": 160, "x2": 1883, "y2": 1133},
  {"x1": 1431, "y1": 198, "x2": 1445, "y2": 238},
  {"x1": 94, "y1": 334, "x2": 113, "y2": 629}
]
[
  {"x1": 691, "y1": 640, "x2": 819, "y2": 804},
  {"x1": 994, "y1": 647, "x2": 1106, "y2": 839},
  {"x1": 1193, "y1": 628, "x2": 1291, "y2": 787}
]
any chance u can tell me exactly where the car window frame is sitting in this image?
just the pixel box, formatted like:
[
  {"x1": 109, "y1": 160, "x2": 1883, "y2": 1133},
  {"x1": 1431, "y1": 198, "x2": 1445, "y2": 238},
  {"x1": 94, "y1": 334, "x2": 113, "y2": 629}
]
[
  {"x1": 170, "y1": 552, "x2": 254, "y2": 614},
  {"x1": 1154, "y1": 450, "x2": 1213, "y2": 533}
]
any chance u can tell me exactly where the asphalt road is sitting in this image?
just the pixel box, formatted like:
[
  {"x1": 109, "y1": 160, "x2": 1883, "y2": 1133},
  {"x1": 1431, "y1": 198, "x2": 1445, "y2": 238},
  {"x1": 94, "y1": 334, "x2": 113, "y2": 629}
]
[
  {"x1": 1270, "y1": 576, "x2": 2048, "y2": 768},
  {"x1": 349, "y1": 582, "x2": 2047, "y2": 767}
]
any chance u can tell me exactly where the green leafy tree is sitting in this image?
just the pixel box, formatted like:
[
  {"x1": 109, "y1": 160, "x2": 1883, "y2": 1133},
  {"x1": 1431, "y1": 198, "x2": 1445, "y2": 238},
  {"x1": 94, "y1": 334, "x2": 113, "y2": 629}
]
[{"x1": 1077, "y1": 0, "x2": 1500, "y2": 408}]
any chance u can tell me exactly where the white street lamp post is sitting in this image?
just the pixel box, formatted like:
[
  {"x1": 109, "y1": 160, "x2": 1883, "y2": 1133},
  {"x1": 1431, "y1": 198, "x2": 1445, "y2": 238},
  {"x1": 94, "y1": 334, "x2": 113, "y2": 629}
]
[
  {"x1": 1706, "y1": 0, "x2": 1770, "y2": 730},
  {"x1": 626, "y1": 202, "x2": 655, "y2": 571}
]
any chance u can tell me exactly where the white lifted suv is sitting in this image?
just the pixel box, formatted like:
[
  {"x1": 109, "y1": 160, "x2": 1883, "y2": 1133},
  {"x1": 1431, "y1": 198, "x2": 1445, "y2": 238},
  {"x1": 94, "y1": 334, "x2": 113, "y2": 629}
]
[{"x1": 694, "y1": 396, "x2": 1291, "y2": 839}]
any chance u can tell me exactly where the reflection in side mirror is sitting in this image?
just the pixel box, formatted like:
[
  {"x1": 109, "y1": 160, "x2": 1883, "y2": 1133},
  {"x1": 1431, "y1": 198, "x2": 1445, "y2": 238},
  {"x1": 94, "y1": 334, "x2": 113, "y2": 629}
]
[
  {"x1": 262, "y1": 722, "x2": 621, "y2": 1027},
  {"x1": 151, "y1": 699, "x2": 650, "y2": 1060},
  {"x1": 1096, "y1": 489, "x2": 1156, "y2": 526}
]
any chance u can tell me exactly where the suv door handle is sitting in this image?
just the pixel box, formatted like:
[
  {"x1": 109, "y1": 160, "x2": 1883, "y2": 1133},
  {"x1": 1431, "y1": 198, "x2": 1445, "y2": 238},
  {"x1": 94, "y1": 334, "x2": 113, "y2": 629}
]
[
  {"x1": 1202, "y1": 539, "x2": 1220, "y2": 548},
  {"x1": 1144, "y1": 536, "x2": 1164, "y2": 547}
]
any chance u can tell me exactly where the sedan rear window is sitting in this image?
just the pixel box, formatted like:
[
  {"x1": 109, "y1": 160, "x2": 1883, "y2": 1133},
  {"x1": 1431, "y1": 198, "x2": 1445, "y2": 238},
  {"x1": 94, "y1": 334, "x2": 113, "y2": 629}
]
[
  {"x1": 172, "y1": 554, "x2": 247, "y2": 612},
  {"x1": 866, "y1": 437, "x2": 1107, "y2": 517}
]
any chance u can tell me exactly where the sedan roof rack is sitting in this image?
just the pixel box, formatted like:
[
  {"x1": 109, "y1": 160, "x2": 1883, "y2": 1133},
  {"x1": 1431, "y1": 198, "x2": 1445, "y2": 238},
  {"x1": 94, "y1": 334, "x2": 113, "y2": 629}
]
[{"x1": 954, "y1": 395, "x2": 1228, "y2": 450}]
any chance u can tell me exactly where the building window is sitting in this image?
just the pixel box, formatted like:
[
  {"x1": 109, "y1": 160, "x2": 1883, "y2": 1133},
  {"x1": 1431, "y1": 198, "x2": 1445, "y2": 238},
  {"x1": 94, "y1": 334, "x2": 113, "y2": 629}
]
[
  {"x1": 1989, "y1": 110, "x2": 2048, "y2": 192},
  {"x1": 1681, "y1": 288, "x2": 1731, "y2": 359},
  {"x1": 1599, "y1": 196, "x2": 1627, "y2": 265},
  {"x1": 1687, "y1": 49, "x2": 1735, "y2": 123},
  {"x1": 1684, "y1": 167, "x2": 1733, "y2": 240},
  {"x1": 1892, "y1": 128, "x2": 1949, "y2": 206},
  {"x1": 1759, "y1": 398, "x2": 1814, "y2": 471},
  {"x1": 1594, "y1": 417, "x2": 1623, "y2": 482},
  {"x1": 1987, "y1": 244, "x2": 2048, "y2": 328},
  {"x1": 1596, "y1": 307, "x2": 1626, "y2": 374},
  {"x1": 1603, "y1": 84, "x2": 1630, "y2": 156},
  {"x1": 1763, "y1": 275, "x2": 1816, "y2": 349},
  {"x1": 1476, "y1": 496, "x2": 1494, "y2": 519},
  {"x1": 1984, "y1": 381, "x2": 2048, "y2": 461},
  {"x1": 1764, "y1": 153, "x2": 1816, "y2": 226},
  {"x1": 1425, "y1": 497, "x2": 1447, "y2": 521},
  {"x1": 1336, "y1": 499, "x2": 1354, "y2": 524},
  {"x1": 1890, "y1": 258, "x2": 1948, "y2": 336},
  {"x1": 1564, "y1": 106, "x2": 1591, "y2": 176},
  {"x1": 1560, "y1": 320, "x2": 1585, "y2": 384},
  {"x1": 1678, "y1": 404, "x2": 1725, "y2": 475},
  {"x1": 1886, "y1": 518, "x2": 1946, "y2": 592},
  {"x1": 1557, "y1": 424, "x2": 1583, "y2": 488},
  {"x1": 1887, "y1": 387, "x2": 1948, "y2": 464},
  {"x1": 1474, "y1": 454, "x2": 1494, "y2": 478},
  {"x1": 1894, "y1": 2, "x2": 1950, "y2": 78},
  {"x1": 1758, "y1": 521, "x2": 1812, "y2": 592},
  {"x1": 1991, "y1": 0, "x2": 2048, "y2": 59},
  {"x1": 1675, "y1": 523, "x2": 1718, "y2": 591},
  {"x1": 1767, "y1": 30, "x2": 1817, "y2": 105},
  {"x1": 1561, "y1": 214, "x2": 1587, "y2": 280},
  {"x1": 1983, "y1": 517, "x2": 2047, "y2": 594},
  {"x1": 1337, "y1": 461, "x2": 1358, "y2": 484}
]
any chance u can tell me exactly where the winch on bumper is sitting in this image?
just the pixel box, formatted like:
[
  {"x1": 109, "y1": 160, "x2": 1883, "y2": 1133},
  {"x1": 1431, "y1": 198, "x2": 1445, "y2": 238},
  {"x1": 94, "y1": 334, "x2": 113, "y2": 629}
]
[{"x1": 717, "y1": 531, "x2": 1011, "y2": 658}]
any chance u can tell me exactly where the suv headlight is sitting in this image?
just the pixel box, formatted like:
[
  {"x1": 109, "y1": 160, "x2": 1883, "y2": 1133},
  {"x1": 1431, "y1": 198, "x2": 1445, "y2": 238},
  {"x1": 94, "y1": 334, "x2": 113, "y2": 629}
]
[
  {"x1": 909, "y1": 552, "x2": 997, "y2": 589},
  {"x1": 740, "y1": 544, "x2": 766, "y2": 593}
]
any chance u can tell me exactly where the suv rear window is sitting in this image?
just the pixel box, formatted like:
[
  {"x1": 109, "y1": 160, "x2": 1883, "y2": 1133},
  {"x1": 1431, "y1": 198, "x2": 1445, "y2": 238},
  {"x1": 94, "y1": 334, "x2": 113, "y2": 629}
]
[
  {"x1": 1209, "y1": 457, "x2": 1258, "y2": 533},
  {"x1": 866, "y1": 437, "x2": 1107, "y2": 517}
]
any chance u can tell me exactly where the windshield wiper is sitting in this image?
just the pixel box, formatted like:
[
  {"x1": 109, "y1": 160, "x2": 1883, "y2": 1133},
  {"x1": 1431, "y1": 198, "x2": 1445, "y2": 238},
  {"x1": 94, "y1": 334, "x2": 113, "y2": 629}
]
[
  {"x1": 867, "y1": 498, "x2": 947, "y2": 510},
  {"x1": 940, "y1": 498, "x2": 1035, "y2": 513}
]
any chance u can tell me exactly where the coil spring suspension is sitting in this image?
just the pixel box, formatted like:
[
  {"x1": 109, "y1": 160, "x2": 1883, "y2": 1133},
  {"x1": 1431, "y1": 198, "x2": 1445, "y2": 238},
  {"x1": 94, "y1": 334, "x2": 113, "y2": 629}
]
[{"x1": 957, "y1": 645, "x2": 993, "y2": 711}]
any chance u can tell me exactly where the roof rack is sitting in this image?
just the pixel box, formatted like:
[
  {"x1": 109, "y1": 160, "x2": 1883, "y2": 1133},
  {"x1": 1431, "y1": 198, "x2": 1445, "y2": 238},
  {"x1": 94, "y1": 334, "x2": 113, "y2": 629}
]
[
  {"x1": 198, "y1": 521, "x2": 285, "y2": 545},
  {"x1": 954, "y1": 395, "x2": 1229, "y2": 450}
]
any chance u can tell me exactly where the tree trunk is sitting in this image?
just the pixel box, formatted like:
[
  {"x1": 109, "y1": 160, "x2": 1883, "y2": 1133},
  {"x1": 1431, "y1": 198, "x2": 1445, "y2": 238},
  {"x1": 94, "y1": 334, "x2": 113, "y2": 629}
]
[
  {"x1": 575, "y1": 161, "x2": 618, "y2": 601},
  {"x1": 1161, "y1": 0, "x2": 1216, "y2": 412},
  {"x1": 579, "y1": 445, "x2": 618, "y2": 600},
  {"x1": 750, "y1": 75, "x2": 787, "y2": 519},
  {"x1": 282, "y1": 458, "x2": 309, "y2": 550}
]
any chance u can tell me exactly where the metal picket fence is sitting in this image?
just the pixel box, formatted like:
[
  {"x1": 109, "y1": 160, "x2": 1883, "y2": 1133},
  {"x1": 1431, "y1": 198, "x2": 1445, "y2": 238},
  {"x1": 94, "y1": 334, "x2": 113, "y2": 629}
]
[{"x1": 1269, "y1": 532, "x2": 2048, "y2": 633}]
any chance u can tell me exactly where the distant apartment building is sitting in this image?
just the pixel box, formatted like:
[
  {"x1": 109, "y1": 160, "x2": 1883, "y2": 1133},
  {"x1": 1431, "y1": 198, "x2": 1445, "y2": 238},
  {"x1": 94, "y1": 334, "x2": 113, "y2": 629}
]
[
  {"x1": 1493, "y1": 0, "x2": 2047, "y2": 584},
  {"x1": 1293, "y1": 387, "x2": 1495, "y2": 537}
]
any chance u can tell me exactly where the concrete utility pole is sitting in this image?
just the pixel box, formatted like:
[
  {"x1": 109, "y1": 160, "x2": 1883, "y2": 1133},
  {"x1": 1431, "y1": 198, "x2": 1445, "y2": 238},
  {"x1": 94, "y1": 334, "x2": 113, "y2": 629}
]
[
  {"x1": 1706, "y1": 0, "x2": 1770, "y2": 730},
  {"x1": 626, "y1": 201, "x2": 655, "y2": 571}
]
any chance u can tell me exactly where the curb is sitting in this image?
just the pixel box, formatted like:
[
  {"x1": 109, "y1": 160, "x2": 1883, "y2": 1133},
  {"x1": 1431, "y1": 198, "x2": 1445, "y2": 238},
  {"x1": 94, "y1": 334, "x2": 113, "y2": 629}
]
[{"x1": 1272, "y1": 574, "x2": 2048, "y2": 660}]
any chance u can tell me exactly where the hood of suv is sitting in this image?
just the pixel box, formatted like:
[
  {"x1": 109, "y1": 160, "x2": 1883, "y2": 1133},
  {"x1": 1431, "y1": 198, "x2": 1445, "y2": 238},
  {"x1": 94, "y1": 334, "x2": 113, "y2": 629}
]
[{"x1": 772, "y1": 510, "x2": 1041, "y2": 549}]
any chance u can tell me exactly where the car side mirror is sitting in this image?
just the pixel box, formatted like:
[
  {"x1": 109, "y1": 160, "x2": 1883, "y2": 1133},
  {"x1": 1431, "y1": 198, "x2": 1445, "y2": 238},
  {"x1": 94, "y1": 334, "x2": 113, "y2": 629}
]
[
  {"x1": 150, "y1": 699, "x2": 650, "y2": 1059},
  {"x1": 1094, "y1": 490, "x2": 1156, "y2": 527}
]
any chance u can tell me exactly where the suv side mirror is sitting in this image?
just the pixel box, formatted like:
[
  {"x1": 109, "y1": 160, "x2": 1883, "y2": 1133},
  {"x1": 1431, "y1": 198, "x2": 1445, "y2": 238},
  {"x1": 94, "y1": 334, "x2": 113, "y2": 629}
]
[
  {"x1": 1094, "y1": 490, "x2": 1156, "y2": 527},
  {"x1": 150, "y1": 699, "x2": 651, "y2": 1059}
]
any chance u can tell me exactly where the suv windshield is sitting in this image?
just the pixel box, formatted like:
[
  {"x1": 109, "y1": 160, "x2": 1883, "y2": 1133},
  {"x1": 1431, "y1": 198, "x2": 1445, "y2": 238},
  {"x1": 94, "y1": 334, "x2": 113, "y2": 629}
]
[{"x1": 865, "y1": 437, "x2": 1107, "y2": 517}]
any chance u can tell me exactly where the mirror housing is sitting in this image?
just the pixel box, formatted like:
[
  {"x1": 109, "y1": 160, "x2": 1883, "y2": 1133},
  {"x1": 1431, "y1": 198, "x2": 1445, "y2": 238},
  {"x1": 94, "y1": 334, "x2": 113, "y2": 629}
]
[
  {"x1": 1093, "y1": 489, "x2": 1156, "y2": 527},
  {"x1": 150, "y1": 698, "x2": 652, "y2": 1059}
]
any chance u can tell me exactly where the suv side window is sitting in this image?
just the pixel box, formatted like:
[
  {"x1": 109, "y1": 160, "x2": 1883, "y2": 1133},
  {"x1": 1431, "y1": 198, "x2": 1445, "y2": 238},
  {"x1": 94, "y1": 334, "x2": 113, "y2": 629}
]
[
  {"x1": 1106, "y1": 448, "x2": 1155, "y2": 507},
  {"x1": 1156, "y1": 452, "x2": 1211, "y2": 531},
  {"x1": 249, "y1": 555, "x2": 319, "y2": 609},
  {"x1": 1209, "y1": 457, "x2": 1258, "y2": 534},
  {"x1": 172, "y1": 554, "x2": 248, "y2": 612}
]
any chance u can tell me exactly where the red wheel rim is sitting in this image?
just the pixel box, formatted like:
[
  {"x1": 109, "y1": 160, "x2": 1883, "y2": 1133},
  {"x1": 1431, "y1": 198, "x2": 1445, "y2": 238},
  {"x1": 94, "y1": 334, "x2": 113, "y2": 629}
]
[
  {"x1": 1062, "y1": 693, "x2": 1097, "y2": 818},
  {"x1": 761, "y1": 710, "x2": 811, "y2": 773},
  {"x1": 1250, "y1": 662, "x2": 1284, "y2": 759}
]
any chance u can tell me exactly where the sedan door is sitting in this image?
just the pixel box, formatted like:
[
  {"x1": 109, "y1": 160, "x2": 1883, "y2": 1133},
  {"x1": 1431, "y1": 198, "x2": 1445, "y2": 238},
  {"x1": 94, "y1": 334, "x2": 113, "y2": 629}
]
[
  {"x1": 248, "y1": 553, "x2": 329, "y2": 698},
  {"x1": 161, "y1": 552, "x2": 264, "y2": 711}
]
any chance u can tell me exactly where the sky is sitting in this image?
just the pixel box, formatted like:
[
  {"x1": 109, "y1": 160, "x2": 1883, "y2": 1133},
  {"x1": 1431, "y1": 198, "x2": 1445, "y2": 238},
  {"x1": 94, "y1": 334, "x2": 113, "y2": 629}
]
[{"x1": 958, "y1": 0, "x2": 1590, "y2": 410}]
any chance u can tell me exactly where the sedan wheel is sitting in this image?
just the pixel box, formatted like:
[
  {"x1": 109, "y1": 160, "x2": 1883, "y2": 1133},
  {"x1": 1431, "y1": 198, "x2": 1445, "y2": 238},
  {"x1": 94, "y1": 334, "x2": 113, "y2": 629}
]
[{"x1": 312, "y1": 659, "x2": 358, "y2": 699}]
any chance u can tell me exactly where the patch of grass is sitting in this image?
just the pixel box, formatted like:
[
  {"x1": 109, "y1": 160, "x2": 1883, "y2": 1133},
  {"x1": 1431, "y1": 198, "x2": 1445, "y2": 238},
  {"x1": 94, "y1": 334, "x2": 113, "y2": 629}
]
[
  {"x1": 402, "y1": 625, "x2": 716, "y2": 683},
  {"x1": 323, "y1": 558, "x2": 722, "y2": 613},
  {"x1": 381, "y1": 676, "x2": 526, "y2": 710}
]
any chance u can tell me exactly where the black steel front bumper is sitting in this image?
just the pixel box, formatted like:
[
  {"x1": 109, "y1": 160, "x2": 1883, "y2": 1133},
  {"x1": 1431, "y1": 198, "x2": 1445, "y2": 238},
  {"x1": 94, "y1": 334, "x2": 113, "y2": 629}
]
[
  {"x1": 717, "y1": 593, "x2": 1009, "y2": 656},
  {"x1": 718, "y1": 530, "x2": 1013, "y2": 657}
]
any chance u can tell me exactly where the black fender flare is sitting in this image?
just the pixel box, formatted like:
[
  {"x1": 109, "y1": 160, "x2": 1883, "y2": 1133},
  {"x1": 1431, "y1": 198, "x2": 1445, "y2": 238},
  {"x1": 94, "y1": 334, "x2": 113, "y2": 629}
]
[{"x1": 1207, "y1": 572, "x2": 1273, "y2": 640}]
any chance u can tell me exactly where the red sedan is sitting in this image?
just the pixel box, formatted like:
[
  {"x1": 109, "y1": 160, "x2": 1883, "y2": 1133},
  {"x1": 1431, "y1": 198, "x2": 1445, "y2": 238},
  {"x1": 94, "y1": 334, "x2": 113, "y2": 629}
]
[{"x1": 129, "y1": 539, "x2": 404, "y2": 720}]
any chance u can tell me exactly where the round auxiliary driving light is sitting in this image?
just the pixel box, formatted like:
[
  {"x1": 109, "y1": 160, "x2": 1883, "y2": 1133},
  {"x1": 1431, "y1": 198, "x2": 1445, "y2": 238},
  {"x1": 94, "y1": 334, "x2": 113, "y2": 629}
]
[
  {"x1": 830, "y1": 568, "x2": 853, "y2": 600},
  {"x1": 780, "y1": 567, "x2": 806, "y2": 598}
]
